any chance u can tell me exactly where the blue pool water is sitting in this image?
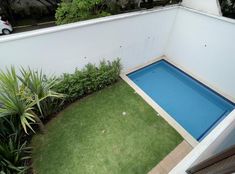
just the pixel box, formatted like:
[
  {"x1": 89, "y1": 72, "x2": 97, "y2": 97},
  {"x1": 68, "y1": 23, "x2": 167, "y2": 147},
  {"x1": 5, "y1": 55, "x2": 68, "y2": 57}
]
[{"x1": 128, "y1": 60, "x2": 234, "y2": 141}]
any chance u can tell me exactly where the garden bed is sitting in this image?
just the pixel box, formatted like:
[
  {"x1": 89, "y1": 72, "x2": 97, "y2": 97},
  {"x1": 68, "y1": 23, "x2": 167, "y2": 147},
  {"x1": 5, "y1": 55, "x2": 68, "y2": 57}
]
[{"x1": 31, "y1": 81, "x2": 182, "y2": 174}]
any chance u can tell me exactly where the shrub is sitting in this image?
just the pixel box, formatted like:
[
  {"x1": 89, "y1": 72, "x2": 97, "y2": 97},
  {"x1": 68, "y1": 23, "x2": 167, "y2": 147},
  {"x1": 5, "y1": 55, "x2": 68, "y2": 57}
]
[
  {"x1": 55, "y1": 0, "x2": 111, "y2": 25},
  {"x1": 0, "y1": 134, "x2": 31, "y2": 174},
  {"x1": 0, "y1": 67, "x2": 64, "y2": 174},
  {"x1": 55, "y1": 58, "x2": 121, "y2": 102},
  {"x1": 0, "y1": 67, "x2": 64, "y2": 134},
  {"x1": 0, "y1": 118, "x2": 31, "y2": 174},
  {"x1": 0, "y1": 58, "x2": 121, "y2": 174}
]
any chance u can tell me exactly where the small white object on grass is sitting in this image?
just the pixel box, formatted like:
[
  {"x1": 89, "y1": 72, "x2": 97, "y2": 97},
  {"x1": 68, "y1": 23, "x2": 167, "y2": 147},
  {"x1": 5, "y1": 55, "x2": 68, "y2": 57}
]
[
  {"x1": 122, "y1": 112, "x2": 127, "y2": 116},
  {"x1": 157, "y1": 113, "x2": 160, "y2": 116}
]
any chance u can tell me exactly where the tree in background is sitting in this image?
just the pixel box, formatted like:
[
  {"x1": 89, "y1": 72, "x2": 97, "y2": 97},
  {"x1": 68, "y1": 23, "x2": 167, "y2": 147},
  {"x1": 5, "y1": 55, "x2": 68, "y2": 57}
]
[
  {"x1": 0, "y1": 0, "x2": 182, "y2": 26},
  {"x1": 0, "y1": 0, "x2": 60, "y2": 25},
  {"x1": 55, "y1": 0, "x2": 181, "y2": 25},
  {"x1": 55, "y1": 0, "x2": 111, "y2": 25},
  {"x1": 220, "y1": 0, "x2": 235, "y2": 18},
  {"x1": 0, "y1": 0, "x2": 15, "y2": 23}
]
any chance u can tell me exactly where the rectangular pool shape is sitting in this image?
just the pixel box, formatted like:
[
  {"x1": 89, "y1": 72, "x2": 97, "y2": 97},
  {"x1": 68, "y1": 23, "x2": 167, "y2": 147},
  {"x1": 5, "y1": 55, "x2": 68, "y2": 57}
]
[{"x1": 128, "y1": 60, "x2": 234, "y2": 141}]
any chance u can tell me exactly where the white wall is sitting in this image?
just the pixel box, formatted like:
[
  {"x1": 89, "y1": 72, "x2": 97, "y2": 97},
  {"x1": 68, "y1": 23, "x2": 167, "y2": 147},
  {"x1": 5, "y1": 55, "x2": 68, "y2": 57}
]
[
  {"x1": 0, "y1": 7, "x2": 177, "y2": 75},
  {"x1": 166, "y1": 7, "x2": 235, "y2": 101},
  {"x1": 0, "y1": 5, "x2": 234, "y2": 106},
  {"x1": 170, "y1": 110, "x2": 235, "y2": 174},
  {"x1": 194, "y1": 118, "x2": 235, "y2": 164},
  {"x1": 182, "y1": 0, "x2": 221, "y2": 15},
  {"x1": 1, "y1": 5, "x2": 235, "y2": 173}
]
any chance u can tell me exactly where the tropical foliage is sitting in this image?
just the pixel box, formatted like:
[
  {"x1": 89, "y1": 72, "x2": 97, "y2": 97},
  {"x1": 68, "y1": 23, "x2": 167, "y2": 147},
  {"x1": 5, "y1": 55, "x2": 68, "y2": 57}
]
[
  {"x1": 55, "y1": 0, "x2": 182, "y2": 25},
  {"x1": 220, "y1": 0, "x2": 235, "y2": 18},
  {"x1": 0, "y1": 118, "x2": 31, "y2": 174},
  {"x1": 55, "y1": 0, "x2": 111, "y2": 25},
  {"x1": 0, "y1": 59, "x2": 121, "y2": 173},
  {"x1": 0, "y1": 67, "x2": 63, "y2": 134},
  {"x1": 55, "y1": 59, "x2": 121, "y2": 102},
  {"x1": 0, "y1": 67, "x2": 63, "y2": 174}
]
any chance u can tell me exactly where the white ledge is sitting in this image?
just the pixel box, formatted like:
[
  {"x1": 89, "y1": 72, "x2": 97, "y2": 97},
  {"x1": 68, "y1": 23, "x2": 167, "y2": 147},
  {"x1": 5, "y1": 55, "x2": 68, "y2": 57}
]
[{"x1": 0, "y1": 5, "x2": 179, "y2": 43}]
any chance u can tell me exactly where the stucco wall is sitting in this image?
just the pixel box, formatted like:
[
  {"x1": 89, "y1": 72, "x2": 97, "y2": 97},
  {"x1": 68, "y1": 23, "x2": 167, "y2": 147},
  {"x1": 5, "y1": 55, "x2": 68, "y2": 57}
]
[
  {"x1": 182, "y1": 0, "x2": 221, "y2": 15},
  {"x1": 194, "y1": 118, "x2": 235, "y2": 165},
  {"x1": 0, "y1": 7, "x2": 177, "y2": 75},
  {"x1": 0, "y1": 5, "x2": 234, "y2": 100},
  {"x1": 170, "y1": 110, "x2": 235, "y2": 174},
  {"x1": 166, "y1": 7, "x2": 235, "y2": 101}
]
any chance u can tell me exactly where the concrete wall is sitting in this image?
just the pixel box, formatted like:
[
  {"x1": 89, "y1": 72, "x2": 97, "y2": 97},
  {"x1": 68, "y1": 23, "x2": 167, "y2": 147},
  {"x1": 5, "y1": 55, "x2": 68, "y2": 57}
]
[
  {"x1": 182, "y1": 0, "x2": 221, "y2": 15},
  {"x1": 166, "y1": 7, "x2": 235, "y2": 101},
  {"x1": 194, "y1": 118, "x2": 235, "y2": 164},
  {"x1": 0, "y1": 6, "x2": 177, "y2": 75},
  {"x1": 170, "y1": 110, "x2": 235, "y2": 174},
  {"x1": 0, "y1": 5, "x2": 234, "y2": 106}
]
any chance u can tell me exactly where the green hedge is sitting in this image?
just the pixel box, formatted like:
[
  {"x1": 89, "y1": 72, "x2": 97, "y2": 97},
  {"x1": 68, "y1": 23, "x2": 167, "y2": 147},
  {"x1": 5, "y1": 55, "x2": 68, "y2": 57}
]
[
  {"x1": 0, "y1": 58, "x2": 121, "y2": 174},
  {"x1": 55, "y1": 58, "x2": 121, "y2": 102}
]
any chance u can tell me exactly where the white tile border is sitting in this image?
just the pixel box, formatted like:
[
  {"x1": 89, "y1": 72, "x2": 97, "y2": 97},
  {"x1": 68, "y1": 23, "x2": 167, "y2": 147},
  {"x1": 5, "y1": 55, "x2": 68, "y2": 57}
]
[
  {"x1": 124, "y1": 55, "x2": 164, "y2": 74},
  {"x1": 121, "y1": 56, "x2": 199, "y2": 147}
]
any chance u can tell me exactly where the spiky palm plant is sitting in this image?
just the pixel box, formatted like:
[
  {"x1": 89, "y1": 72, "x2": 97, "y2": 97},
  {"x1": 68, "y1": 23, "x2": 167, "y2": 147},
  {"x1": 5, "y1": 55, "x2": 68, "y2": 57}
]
[
  {"x1": 19, "y1": 68, "x2": 64, "y2": 120},
  {"x1": 0, "y1": 67, "x2": 63, "y2": 134},
  {"x1": 0, "y1": 67, "x2": 37, "y2": 134},
  {"x1": 0, "y1": 132, "x2": 31, "y2": 174}
]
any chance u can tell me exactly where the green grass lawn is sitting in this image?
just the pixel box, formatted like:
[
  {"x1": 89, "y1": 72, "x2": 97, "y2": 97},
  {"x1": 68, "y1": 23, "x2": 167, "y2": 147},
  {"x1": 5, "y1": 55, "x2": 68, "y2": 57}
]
[{"x1": 31, "y1": 81, "x2": 183, "y2": 174}]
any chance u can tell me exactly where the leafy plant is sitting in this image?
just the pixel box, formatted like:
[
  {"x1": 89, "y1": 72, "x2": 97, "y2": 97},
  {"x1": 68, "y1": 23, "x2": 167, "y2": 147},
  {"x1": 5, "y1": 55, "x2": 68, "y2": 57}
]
[
  {"x1": 0, "y1": 67, "x2": 37, "y2": 134},
  {"x1": 0, "y1": 134, "x2": 31, "y2": 174},
  {"x1": 55, "y1": 0, "x2": 111, "y2": 25},
  {"x1": 0, "y1": 67, "x2": 63, "y2": 134},
  {"x1": 0, "y1": 118, "x2": 31, "y2": 174},
  {"x1": 55, "y1": 58, "x2": 121, "y2": 102},
  {"x1": 0, "y1": 59, "x2": 121, "y2": 174},
  {"x1": 19, "y1": 68, "x2": 64, "y2": 118}
]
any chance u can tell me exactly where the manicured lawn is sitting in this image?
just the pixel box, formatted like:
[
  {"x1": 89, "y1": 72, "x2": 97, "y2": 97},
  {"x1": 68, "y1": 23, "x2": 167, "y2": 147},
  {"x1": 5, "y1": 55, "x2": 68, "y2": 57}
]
[{"x1": 31, "y1": 81, "x2": 183, "y2": 174}]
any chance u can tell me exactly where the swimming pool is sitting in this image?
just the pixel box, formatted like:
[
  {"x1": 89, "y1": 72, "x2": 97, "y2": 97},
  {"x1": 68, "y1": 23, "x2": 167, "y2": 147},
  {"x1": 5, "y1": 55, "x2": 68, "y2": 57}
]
[{"x1": 128, "y1": 60, "x2": 234, "y2": 141}]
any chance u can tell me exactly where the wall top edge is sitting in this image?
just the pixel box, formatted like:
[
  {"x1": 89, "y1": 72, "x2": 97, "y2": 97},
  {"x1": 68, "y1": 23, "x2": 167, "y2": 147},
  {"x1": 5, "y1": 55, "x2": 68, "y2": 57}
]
[
  {"x1": 1, "y1": 4, "x2": 235, "y2": 44},
  {"x1": 180, "y1": 6, "x2": 235, "y2": 25},
  {"x1": 0, "y1": 5, "x2": 179, "y2": 43}
]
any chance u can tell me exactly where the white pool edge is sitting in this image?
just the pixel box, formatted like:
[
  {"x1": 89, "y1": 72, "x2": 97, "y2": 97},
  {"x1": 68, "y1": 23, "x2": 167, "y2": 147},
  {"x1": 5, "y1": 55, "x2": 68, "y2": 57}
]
[
  {"x1": 122, "y1": 55, "x2": 235, "y2": 148},
  {"x1": 121, "y1": 56, "x2": 199, "y2": 147},
  {"x1": 126, "y1": 55, "x2": 235, "y2": 103},
  {"x1": 121, "y1": 55, "x2": 235, "y2": 172}
]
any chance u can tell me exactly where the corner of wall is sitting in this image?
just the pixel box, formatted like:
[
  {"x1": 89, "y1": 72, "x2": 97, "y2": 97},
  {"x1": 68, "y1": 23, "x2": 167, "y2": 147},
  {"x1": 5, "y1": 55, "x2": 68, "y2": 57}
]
[
  {"x1": 181, "y1": 0, "x2": 221, "y2": 16},
  {"x1": 162, "y1": 6, "x2": 180, "y2": 56}
]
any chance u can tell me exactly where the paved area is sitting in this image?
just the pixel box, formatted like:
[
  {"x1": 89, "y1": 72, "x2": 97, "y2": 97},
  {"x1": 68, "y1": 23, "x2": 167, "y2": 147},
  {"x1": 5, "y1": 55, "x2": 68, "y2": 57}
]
[
  {"x1": 148, "y1": 140, "x2": 193, "y2": 174},
  {"x1": 13, "y1": 21, "x2": 56, "y2": 33},
  {"x1": 0, "y1": 21, "x2": 55, "y2": 36}
]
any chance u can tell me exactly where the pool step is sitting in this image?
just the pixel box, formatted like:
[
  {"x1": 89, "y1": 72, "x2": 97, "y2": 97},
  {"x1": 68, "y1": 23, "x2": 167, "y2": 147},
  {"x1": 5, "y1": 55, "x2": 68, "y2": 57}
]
[{"x1": 148, "y1": 140, "x2": 193, "y2": 174}]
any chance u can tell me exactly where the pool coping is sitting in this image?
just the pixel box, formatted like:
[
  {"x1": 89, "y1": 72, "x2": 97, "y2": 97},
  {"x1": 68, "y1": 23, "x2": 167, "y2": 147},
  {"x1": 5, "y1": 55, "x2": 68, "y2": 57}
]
[
  {"x1": 121, "y1": 55, "x2": 235, "y2": 147},
  {"x1": 121, "y1": 75, "x2": 198, "y2": 147},
  {"x1": 121, "y1": 56, "x2": 199, "y2": 147}
]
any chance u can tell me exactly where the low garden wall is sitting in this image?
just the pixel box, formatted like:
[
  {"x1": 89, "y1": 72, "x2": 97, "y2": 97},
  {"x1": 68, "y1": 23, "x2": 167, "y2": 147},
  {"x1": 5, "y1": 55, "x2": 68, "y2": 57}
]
[{"x1": 0, "y1": 6, "x2": 177, "y2": 75}]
